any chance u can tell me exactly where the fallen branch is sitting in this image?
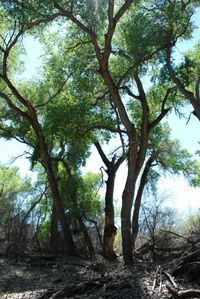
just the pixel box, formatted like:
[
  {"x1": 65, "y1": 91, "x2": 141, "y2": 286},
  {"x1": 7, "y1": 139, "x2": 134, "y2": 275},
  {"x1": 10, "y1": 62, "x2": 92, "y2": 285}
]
[
  {"x1": 166, "y1": 285, "x2": 200, "y2": 298},
  {"x1": 40, "y1": 277, "x2": 111, "y2": 299},
  {"x1": 163, "y1": 271, "x2": 178, "y2": 290}
]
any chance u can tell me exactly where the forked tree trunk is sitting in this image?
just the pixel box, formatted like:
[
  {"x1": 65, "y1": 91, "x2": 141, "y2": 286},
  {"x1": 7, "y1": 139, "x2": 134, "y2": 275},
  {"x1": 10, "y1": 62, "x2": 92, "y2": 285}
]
[{"x1": 94, "y1": 142, "x2": 124, "y2": 259}]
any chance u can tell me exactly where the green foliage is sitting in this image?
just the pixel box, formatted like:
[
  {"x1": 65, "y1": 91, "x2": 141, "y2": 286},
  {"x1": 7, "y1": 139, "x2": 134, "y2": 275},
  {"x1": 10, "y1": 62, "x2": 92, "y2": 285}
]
[
  {"x1": 0, "y1": 0, "x2": 199, "y2": 260},
  {"x1": 77, "y1": 172, "x2": 103, "y2": 219},
  {"x1": 175, "y1": 41, "x2": 200, "y2": 91},
  {"x1": 144, "y1": 122, "x2": 200, "y2": 195},
  {"x1": 38, "y1": 219, "x2": 51, "y2": 243},
  {"x1": 0, "y1": 163, "x2": 32, "y2": 225}
]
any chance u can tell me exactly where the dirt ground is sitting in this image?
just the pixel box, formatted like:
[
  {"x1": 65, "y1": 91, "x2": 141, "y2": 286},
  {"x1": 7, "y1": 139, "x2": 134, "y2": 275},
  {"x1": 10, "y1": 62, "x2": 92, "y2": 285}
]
[{"x1": 0, "y1": 254, "x2": 199, "y2": 299}]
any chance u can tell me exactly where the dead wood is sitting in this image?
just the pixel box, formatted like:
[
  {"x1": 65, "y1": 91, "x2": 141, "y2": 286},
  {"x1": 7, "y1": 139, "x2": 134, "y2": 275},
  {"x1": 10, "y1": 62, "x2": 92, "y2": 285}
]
[
  {"x1": 159, "y1": 229, "x2": 195, "y2": 245},
  {"x1": 166, "y1": 285, "x2": 200, "y2": 298},
  {"x1": 163, "y1": 271, "x2": 178, "y2": 290},
  {"x1": 134, "y1": 240, "x2": 153, "y2": 257},
  {"x1": 172, "y1": 248, "x2": 200, "y2": 280},
  {"x1": 40, "y1": 277, "x2": 111, "y2": 299}
]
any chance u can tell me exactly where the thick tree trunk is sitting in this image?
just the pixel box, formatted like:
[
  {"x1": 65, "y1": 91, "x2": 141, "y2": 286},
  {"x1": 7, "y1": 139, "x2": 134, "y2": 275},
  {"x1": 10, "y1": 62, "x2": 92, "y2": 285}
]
[
  {"x1": 121, "y1": 189, "x2": 134, "y2": 264},
  {"x1": 94, "y1": 142, "x2": 122, "y2": 259},
  {"x1": 50, "y1": 201, "x2": 59, "y2": 254},
  {"x1": 131, "y1": 156, "x2": 153, "y2": 249},
  {"x1": 121, "y1": 141, "x2": 138, "y2": 265},
  {"x1": 45, "y1": 158, "x2": 76, "y2": 255},
  {"x1": 103, "y1": 171, "x2": 117, "y2": 259},
  {"x1": 37, "y1": 131, "x2": 76, "y2": 255}
]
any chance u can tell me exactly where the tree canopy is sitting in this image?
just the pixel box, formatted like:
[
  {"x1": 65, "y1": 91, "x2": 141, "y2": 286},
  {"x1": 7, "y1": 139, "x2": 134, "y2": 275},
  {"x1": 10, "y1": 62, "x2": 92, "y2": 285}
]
[{"x1": 0, "y1": 0, "x2": 199, "y2": 264}]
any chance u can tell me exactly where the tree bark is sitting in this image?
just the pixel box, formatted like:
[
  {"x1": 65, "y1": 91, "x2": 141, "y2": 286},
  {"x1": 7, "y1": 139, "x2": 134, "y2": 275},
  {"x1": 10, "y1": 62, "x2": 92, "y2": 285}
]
[
  {"x1": 50, "y1": 200, "x2": 59, "y2": 254},
  {"x1": 36, "y1": 130, "x2": 76, "y2": 255},
  {"x1": 94, "y1": 142, "x2": 124, "y2": 259},
  {"x1": 131, "y1": 156, "x2": 154, "y2": 249},
  {"x1": 103, "y1": 170, "x2": 117, "y2": 259},
  {"x1": 0, "y1": 83, "x2": 76, "y2": 255},
  {"x1": 121, "y1": 140, "x2": 138, "y2": 264}
]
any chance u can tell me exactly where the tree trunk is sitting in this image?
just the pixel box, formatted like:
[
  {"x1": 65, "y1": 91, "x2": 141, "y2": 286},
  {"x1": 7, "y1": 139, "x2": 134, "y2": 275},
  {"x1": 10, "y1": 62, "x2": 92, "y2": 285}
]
[
  {"x1": 94, "y1": 142, "x2": 123, "y2": 259},
  {"x1": 61, "y1": 161, "x2": 94, "y2": 257},
  {"x1": 131, "y1": 156, "x2": 153, "y2": 249},
  {"x1": 77, "y1": 215, "x2": 95, "y2": 257},
  {"x1": 121, "y1": 190, "x2": 134, "y2": 264},
  {"x1": 70, "y1": 191, "x2": 95, "y2": 257},
  {"x1": 121, "y1": 179, "x2": 135, "y2": 264},
  {"x1": 37, "y1": 131, "x2": 76, "y2": 256},
  {"x1": 103, "y1": 170, "x2": 117, "y2": 259},
  {"x1": 121, "y1": 141, "x2": 137, "y2": 264},
  {"x1": 50, "y1": 201, "x2": 59, "y2": 254}
]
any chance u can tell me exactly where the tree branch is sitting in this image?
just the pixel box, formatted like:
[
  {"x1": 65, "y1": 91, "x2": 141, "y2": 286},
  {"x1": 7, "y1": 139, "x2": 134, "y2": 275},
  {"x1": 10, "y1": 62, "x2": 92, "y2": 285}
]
[
  {"x1": 195, "y1": 76, "x2": 200, "y2": 101},
  {"x1": 149, "y1": 88, "x2": 173, "y2": 129},
  {"x1": 94, "y1": 141, "x2": 110, "y2": 168},
  {"x1": 166, "y1": 47, "x2": 200, "y2": 121},
  {"x1": 0, "y1": 91, "x2": 33, "y2": 124}
]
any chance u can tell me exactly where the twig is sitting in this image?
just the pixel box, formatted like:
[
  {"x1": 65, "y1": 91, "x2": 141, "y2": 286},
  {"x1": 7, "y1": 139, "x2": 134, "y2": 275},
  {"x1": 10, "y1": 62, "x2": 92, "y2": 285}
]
[
  {"x1": 163, "y1": 271, "x2": 178, "y2": 290},
  {"x1": 159, "y1": 268, "x2": 163, "y2": 293},
  {"x1": 149, "y1": 266, "x2": 160, "y2": 298}
]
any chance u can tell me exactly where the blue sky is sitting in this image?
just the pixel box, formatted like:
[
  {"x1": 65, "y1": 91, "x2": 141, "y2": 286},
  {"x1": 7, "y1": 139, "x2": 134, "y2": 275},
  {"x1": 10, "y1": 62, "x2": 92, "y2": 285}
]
[{"x1": 0, "y1": 7, "x2": 200, "y2": 213}]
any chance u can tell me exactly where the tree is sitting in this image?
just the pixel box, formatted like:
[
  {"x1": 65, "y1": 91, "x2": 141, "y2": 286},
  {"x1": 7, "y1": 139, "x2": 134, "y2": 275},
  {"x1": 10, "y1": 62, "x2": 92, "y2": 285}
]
[
  {"x1": 166, "y1": 28, "x2": 200, "y2": 121},
  {"x1": 1, "y1": 0, "x2": 199, "y2": 264},
  {"x1": 131, "y1": 122, "x2": 200, "y2": 250},
  {"x1": 0, "y1": 10, "x2": 76, "y2": 255},
  {"x1": 94, "y1": 140, "x2": 125, "y2": 259},
  {"x1": 0, "y1": 163, "x2": 46, "y2": 255}
]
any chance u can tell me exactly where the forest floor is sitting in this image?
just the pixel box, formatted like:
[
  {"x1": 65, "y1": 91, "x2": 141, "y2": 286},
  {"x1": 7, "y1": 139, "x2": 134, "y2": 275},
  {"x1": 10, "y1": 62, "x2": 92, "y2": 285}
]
[{"x1": 0, "y1": 254, "x2": 199, "y2": 299}]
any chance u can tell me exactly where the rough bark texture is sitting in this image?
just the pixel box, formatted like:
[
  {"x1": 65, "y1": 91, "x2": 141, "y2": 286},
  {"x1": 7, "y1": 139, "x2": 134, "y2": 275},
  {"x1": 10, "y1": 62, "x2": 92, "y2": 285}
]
[{"x1": 94, "y1": 142, "x2": 122, "y2": 259}]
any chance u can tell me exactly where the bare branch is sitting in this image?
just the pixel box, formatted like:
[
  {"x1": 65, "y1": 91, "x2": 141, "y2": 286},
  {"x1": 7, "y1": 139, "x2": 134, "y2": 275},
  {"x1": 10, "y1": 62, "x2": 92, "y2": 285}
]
[{"x1": 21, "y1": 185, "x2": 48, "y2": 225}]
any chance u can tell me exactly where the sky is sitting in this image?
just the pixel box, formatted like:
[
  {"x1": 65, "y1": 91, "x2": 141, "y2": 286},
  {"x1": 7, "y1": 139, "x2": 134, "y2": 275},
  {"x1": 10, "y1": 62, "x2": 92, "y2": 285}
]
[{"x1": 0, "y1": 7, "x2": 200, "y2": 214}]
